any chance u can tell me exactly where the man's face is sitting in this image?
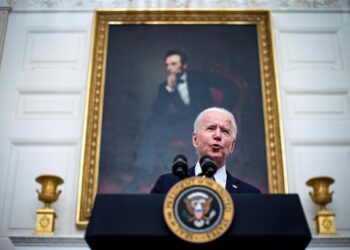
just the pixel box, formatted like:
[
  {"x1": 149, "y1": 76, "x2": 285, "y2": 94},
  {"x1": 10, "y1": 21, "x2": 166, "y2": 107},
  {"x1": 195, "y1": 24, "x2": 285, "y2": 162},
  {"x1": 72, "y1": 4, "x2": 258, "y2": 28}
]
[
  {"x1": 192, "y1": 111, "x2": 235, "y2": 168},
  {"x1": 165, "y1": 54, "x2": 187, "y2": 76}
]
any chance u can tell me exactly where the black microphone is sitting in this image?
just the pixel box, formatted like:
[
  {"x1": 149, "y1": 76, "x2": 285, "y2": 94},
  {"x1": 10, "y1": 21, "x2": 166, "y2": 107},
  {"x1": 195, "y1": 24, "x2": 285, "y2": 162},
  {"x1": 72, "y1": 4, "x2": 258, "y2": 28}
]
[
  {"x1": 172, "y1": 154, "x2": 188, "y2": 179},
  {"x1": 199, "y1": 155, "x2": 217, "y2": 178}
]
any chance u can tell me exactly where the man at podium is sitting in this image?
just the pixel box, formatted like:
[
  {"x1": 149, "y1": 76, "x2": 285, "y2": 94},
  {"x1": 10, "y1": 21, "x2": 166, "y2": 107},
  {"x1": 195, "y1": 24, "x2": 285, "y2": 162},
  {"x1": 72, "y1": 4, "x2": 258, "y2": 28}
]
[
  {"x1": 151, "y1": 107, "x2": 261, "y2": 194},
  {"x1": 87, "y1": 110, "x2": 311, "y2": 250}
]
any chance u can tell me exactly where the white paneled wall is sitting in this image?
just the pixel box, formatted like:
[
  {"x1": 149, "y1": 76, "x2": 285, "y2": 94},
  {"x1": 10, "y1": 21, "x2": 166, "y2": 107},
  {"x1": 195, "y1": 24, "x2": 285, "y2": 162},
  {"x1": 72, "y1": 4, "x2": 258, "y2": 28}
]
[
  {"x1": 5, "y1": 142, "x2": 78, "y2": 233},
  {"x1": 290, "y1": 142, "x2": 350, "y2": 233},
  {"x1": 0, "y1": 12, "x2": 93, "y2": 246},
  {"x1": 0, "y1": 7, "x2": 349, "y2": 250},
  {"x1": 284, "y1": 91, "x2": 350, "y2": 120},
  {"x1": 274, "y1": 12, "x2": 350, "y2": 237}
]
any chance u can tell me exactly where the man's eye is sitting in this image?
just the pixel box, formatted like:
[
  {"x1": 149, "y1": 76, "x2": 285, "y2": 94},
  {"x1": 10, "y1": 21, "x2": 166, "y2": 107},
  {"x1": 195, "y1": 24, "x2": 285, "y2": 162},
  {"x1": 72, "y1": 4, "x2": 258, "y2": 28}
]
[{"x1": 222, "y1": 129, "x2": 230, "y2": 134}]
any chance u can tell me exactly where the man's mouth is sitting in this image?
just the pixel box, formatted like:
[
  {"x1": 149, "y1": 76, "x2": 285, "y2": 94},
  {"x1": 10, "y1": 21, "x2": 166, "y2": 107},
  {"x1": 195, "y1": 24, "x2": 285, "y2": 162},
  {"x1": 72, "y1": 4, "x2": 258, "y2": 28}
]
[{"x1": 211, "y1": 144, "x2": 222, "y2": 150}]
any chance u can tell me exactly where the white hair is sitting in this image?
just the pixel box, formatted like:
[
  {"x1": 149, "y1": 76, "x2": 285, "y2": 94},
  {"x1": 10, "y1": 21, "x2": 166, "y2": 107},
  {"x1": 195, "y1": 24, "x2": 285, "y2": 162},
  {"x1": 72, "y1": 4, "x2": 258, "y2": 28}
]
[{"x1": 193, "y1": 107, "x2": 237, "y2": 138}]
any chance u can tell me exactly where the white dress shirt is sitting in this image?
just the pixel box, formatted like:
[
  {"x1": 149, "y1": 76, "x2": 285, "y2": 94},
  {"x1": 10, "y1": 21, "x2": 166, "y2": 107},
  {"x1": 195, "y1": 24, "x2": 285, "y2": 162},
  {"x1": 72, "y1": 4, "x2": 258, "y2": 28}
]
[
  {"x1": 165, "y1": 73, "x2": 190, "y2": 105},
  {"x1": 194, "y1": 161, "x2": 227, "y2": 189}
]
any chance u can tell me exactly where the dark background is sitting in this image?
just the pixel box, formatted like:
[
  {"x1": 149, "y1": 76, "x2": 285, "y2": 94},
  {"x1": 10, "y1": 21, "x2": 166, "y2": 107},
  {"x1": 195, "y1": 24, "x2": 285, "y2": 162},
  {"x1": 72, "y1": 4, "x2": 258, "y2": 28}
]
[{"x1": 98, "y1": 24, "x2": 267, "y2": 193}]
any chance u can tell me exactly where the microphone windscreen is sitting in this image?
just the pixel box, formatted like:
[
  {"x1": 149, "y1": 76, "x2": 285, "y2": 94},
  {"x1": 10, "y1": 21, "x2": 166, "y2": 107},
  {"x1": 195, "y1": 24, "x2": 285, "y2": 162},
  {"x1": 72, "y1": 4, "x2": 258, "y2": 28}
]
[
  {"x1": 199, "y1": 155, "x2": 217, "y2": 178},
  {"x1": 173, "y1": 154, "x2": 187, "y2": 163},
  {"x1": 199, "y1": 155, "x2": 215, "y2": 165},
  {"x1": 172, "y1": 154, "x2": 188, "y2": 179}
]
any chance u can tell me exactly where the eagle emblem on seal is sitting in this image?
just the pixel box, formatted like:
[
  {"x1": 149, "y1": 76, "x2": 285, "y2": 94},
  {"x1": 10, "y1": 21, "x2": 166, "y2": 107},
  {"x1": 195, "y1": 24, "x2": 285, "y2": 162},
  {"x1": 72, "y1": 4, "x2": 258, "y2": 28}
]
[{"x1": 183, "y1": 192, "x2": 217, "y2": 228}]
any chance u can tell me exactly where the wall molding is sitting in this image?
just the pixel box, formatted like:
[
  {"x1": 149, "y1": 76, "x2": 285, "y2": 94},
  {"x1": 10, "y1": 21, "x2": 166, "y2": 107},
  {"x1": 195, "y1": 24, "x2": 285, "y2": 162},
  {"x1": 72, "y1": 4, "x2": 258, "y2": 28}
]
[
  {"x1": 10, "y1": 236, "x2": 88, "y2": 247},
  {"x1": 0, "y1": 0, "x2": 349, "y2": 12},
  {"x1": 9, "y1": 236, "x2": 350, "y2": 248},
  {"x1": 0, "y1": 7, "x2": 10, "y2": 66},
  {"x1": 309, "y1": 236, "x2": 350, "y2": 247}
]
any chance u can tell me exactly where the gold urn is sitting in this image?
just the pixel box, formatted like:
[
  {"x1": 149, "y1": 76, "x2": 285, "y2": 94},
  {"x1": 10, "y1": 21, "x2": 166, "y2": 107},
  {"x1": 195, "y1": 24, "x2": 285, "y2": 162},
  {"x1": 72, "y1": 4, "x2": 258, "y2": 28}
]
[
  {"x1": 306, "y1": 176, "x2": 336, "y2": 235},
  {"x1": 34, "y1": 175, "x2": 64, "y2": 235}
]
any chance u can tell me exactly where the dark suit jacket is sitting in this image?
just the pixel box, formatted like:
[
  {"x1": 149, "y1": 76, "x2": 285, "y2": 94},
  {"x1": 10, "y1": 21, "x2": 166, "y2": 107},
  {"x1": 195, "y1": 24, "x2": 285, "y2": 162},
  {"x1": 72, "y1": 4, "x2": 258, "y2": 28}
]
[
  {"x1": 152, "y1": 71, "x2": 239, "y2": 118},
  {"x1": 150, "y1": 166, "x2": 261, "y2": 194}
]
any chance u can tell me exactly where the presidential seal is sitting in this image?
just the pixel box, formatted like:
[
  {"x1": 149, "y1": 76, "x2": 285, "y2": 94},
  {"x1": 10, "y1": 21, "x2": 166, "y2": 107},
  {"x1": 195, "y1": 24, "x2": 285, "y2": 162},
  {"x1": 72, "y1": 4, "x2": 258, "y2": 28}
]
[{"x1": 163, "y1": 177, "x2": 234, "y2": 243}]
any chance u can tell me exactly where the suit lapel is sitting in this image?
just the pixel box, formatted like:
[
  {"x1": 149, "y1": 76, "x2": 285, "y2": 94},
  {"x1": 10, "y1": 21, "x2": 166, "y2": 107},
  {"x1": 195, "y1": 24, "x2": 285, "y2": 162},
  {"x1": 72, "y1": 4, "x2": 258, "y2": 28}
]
[{"x1": 225, "y1": 171, "x2": 240, "y2": 193}]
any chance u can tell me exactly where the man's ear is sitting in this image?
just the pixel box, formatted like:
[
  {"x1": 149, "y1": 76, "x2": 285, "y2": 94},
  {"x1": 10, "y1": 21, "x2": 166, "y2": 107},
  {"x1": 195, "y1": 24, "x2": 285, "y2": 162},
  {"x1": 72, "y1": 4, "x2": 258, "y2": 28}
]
[
  {"x1": 230, "y1": 140, "x2": 236, "y2": 154},
  {"x1": 192, "y1": 133, "x2": 198, "y2": 148},
  {"x1": 183, "y1": 63, "x2": 188, "y2": 70}
]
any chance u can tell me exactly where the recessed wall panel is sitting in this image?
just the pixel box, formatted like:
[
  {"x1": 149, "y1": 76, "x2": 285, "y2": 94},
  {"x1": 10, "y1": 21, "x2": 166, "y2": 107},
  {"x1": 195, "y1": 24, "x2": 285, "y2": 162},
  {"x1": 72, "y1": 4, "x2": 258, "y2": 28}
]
[{"x1": 23, "y1": 30, "x2": 86, "y2": 70}]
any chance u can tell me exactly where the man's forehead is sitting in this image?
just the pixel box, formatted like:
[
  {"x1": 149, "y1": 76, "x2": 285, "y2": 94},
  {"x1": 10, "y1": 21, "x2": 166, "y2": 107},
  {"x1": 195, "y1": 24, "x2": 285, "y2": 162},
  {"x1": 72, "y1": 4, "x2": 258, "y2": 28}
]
[
  {"x1": 204, "y1": 121, "x2": 231, "y2": 128},
  {"x1": 165, "y1": 54, "x2": 181, "y2": 63},
  {"x1": 200, "y1": 112, "x2": 231, "y2": 125}
]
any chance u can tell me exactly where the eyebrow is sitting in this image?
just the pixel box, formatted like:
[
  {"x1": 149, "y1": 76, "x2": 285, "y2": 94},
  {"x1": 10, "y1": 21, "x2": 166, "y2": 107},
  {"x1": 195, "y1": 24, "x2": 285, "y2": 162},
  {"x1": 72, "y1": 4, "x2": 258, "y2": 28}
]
[{"x1": 205, "y1": 123, "x2": 231, "y2": 132}]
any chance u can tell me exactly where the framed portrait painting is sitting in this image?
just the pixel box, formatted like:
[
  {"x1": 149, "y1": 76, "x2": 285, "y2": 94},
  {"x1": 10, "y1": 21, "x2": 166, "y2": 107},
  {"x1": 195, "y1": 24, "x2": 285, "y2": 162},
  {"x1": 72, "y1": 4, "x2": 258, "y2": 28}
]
[{"x1": 76, "y1": 9, "x2": 286, "y2": 227}]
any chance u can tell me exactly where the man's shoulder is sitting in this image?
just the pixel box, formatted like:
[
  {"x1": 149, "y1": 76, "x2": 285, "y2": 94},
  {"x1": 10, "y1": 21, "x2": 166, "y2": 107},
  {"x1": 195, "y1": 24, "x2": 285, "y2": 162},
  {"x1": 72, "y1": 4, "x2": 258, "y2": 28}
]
[
  {"x1": 156, "y1": 172, "x2": 178, "y2": 182},
  {"x1": 240, "y1": 180, "x2": 261, "y2": 193},
  {"x1": 151, "y1": 172, "x2": 180, "y2": 194},
  {"x1": 227, "y1": 172, "x2": 261, "y2": 193},
  {"x1": 187, "y1": 70, "x2": 207, "y2": 79},
  {"x1": 187, "y1": 70, "x2": 232, "y2": 85}
]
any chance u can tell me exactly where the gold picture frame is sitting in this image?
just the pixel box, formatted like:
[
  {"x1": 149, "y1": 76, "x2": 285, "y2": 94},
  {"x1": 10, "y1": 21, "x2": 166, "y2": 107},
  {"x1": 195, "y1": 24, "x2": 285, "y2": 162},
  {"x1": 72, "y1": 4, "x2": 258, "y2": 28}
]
[{"x1": 76, "y1": 9, "x2": 286, "y2": 228}]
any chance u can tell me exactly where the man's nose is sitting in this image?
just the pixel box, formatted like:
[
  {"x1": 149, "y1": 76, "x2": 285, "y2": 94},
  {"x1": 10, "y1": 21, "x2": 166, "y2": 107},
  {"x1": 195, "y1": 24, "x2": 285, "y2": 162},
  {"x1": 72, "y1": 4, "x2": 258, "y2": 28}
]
[{"x1": 213, "y1": 129, "x2": 222, "y2": 139}]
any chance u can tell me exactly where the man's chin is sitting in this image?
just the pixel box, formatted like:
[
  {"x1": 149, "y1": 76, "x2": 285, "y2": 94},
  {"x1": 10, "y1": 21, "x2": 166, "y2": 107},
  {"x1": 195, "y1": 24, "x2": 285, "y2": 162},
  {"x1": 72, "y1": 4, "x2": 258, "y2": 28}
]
[{"x1": 207, "y1": 154, "x2": 224, "y2": 165}]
